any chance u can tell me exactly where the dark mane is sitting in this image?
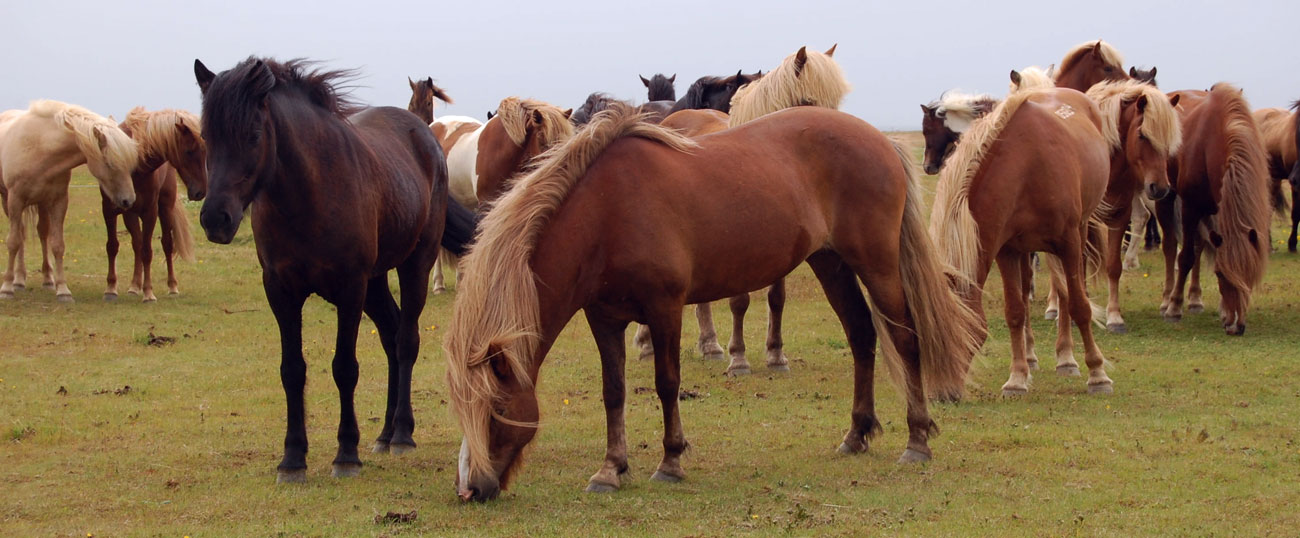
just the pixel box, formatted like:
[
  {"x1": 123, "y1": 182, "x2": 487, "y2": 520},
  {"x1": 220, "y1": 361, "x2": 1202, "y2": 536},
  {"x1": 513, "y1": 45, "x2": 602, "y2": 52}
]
[
  {"x1": 675, "y1": 76, "x2": 726, "y2": 110},
  {"x1": 202, "y1": 57, "x2": 363, "y2": 139},
  {"x1": 571, "y1": 92, "x2": 631, "y2": 126},
  {"x1": 644, "y1": 73, "x2": 676, "y2": 101}
]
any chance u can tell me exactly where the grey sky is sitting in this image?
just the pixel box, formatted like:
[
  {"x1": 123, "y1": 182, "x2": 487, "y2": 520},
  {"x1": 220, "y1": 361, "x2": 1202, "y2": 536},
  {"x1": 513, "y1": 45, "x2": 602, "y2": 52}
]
[{"x1": 2, "y1": 0, "x2": 1297, "y2": 131}]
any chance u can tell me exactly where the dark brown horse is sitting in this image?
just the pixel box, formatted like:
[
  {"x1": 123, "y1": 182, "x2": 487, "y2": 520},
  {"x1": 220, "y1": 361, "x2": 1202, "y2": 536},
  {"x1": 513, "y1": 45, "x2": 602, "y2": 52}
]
[
  {"x1": 406, "y1": 76, "x2": 452, "y2": 124},
  {"x1": 665, "y1": 70, "x2": 763, "y2": 114},
  {"x1": 640, "y1": 73, "x2": 676, "y2": 101},
  {"x1": 103, "y1": 107, "x2": 208, "y2": 302},
  {"x1": 919, "y1": 92, "x2": 999, "y2": 174},
  {"x1": 193, "y1": 57, "x2": 472, "y2": 483},
  {"x1": 1158, "y1": 84, "x2": 1271, "y2": 335},
  {"x1": 446, "y1": 105, "x2": 983, "y2": 502},
  {"x1": 570, "y1": 92, "x2": 672, "y2": 126}
]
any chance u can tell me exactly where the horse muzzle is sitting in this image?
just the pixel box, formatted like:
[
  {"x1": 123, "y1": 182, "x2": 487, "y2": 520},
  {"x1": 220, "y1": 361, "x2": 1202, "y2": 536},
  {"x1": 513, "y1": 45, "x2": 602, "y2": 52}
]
[
  {"x1": 923, "y1": 162, "x2": 942, "y2": 175},
  {"x1": 1145, "y1": 183, "x2": 1170, "y2": 200},
  {"x1": 199, "y1": 205, "x2": 241, "y2": 244}
]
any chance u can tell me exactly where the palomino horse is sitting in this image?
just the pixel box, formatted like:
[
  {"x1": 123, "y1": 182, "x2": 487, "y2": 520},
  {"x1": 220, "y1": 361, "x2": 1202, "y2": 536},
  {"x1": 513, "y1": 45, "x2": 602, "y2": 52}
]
[
  {"x1": 446, "y1": 104, "x2": 983, "y2": 502},
  {"x1": 931, "y1": 86, "x2": 1118, "y2": 396},
  {"x1": 102, "y1": 107, "x2": 208, "y2": 302},
  {"x1": 0, "y1": 100, "x2": 137, "y2": 301},
  {"x1": 1254, "y1": 106, "x2": 1298, "y2": 249},
  {"x1": 640, "y1": 73, "x2": 676, "y2": 101},
  {"x1": 665, "y1": 70, "x2": 764, "y2": 114},
  {"x1": 194, "y1": 57, "x2": 473, "y2": 482},
  {"x1": 1158, "y1": 84, "x2": 1271, "y2": 335},
  {"x1": 406, "y1": 76, "x2": 452, "y2": 125}
]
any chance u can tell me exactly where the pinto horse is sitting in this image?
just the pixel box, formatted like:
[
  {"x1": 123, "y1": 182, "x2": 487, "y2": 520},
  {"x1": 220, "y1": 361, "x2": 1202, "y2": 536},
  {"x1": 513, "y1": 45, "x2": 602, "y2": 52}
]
[
  {"x1": 446, "y1": 104, "x2": 983, "y2": 502},
  {"x1": 194, "y1": 57, "x2": 473, "y2": 483},
  {"x1": 0, "y1": 100, "x2": 137, "y2": 301},
  {"x1": 1255, "y1": 106, "x2": 1298, "y2": 249},
  {"x1": 1158, "y1": 84, "x2": 1271, "y2": 335},
  {"x1": 640, "y1": 73, "x2": 676, "y2": 101},
  {"x1": 102, "y1": 107, "x2": 207, "y2": 302},
  {"x1": 931, "y1": 86, "x2": 1119, "y2": 396}
]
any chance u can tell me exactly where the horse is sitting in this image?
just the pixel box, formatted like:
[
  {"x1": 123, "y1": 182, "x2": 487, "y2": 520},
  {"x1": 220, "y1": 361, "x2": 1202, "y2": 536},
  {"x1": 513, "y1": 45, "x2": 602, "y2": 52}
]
[
  {"x1": 406, "y1": 76, "x2": 453, "y2": 124},
  {"x1": 1157, "y1": 83, "x2": 1270, "y2": 335},
  {"x1": 665, "y1": 70, "x2": 763, "y2": 114},
  {"x1": 473, "y1": 97, "x2": 573, "y2": 204},
  {"x1": 1129, "y1": 66, "x2": 1158, "y2": 86},
  {"x1": 640, "y1": 73, "x2": 676, "y2": 101},
  {"x1": 1009, "y1": 65, "x2": 1055, "y2": 93},
  {"x1": 920, "y1": 91, "x2": 999, "y2": 174},
  {"x1": 0, "y1": 100, "x2": 138, "y2": 301},
  {"x1": 1052, "y1": 39, "x2": 1129, "y2": 92},
  {"x1": 930, "y1": 86, "x2": 1120, "y2": 396},
  {"x1": 659, "y1": 108, "x2": 728, "y2": 137},
  {"x1": 445, "y1": 104, "x2": 983, "y2": 502},
  {"x1": 193, "y1": 56, "x2": 474, "y2": 483},
  {"x1": 570, "y1": 92, "x2": 671, "y2": 126},
  {"x1": 102, "y1": 107, "x2": 208, "y2": 302},
  {"x1": 1254, "y1": 106, "x2": 1298, "y2": 249}
]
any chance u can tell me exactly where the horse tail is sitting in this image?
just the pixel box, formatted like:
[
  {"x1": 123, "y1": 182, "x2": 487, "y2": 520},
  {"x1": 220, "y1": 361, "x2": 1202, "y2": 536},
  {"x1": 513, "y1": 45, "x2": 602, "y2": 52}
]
[
  {"x1": 1210, "y1": 83, "x2": 1271, "y2": 303},
  {"x1": 170, "y1": 195, "x2": 196, "y2": 263},
  {"x1": 1270, "y1": 178, "x2": 1289, "y2": 217},
  {"x1": 884, "y1": 140, "x2": 986, "y2": 401},
  {"x1": 440, "y1": 197, "x2": 478, "y2": 257}
]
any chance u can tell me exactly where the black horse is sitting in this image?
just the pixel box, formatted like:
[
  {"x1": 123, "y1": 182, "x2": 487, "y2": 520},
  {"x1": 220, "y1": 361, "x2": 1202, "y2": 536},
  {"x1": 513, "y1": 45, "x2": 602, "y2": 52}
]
[
  {"x1": 640, "y1": 73, "x2": 676, "y2": 101},
  {"x1": 666, "y1": 70, "x2": 763, "y2": 114}
]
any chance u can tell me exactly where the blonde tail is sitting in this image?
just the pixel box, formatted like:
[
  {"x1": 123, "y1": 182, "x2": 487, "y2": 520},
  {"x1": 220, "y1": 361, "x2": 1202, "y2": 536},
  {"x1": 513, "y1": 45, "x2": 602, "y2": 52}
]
[{"x1": 170, "y1": 197, "x2": 196, "y2": 262}]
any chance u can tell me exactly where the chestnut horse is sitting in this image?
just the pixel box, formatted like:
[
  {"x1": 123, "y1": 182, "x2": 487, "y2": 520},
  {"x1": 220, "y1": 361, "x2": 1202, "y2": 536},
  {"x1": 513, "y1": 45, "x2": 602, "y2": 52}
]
[
  {"x1": 103, "y1": 107, "x2": 208, "y2": 302},
  {"x1": 473, "y1": 97, "x2": 573, "y2": 204},
  {"x1": 659, "y1": 109, "x2": 728, "y2": 137},
  {"x1": 406, "y1": 76, "x2": 452, "y2": 125},
  {"x1": 446, "y1": 104, "x2": 982, "y2": 502},
  {"x1": 194, "y1": 57, "x2": 472, "y2": 483},
  {"x1": 931, "y1": 86, "x2": 1117, "y2": 396},
  {"x1": 1053, "y1": 39, "x2": 1129, "y2": 92},
  {"x1": 1158, "y1": 84, "x2": 1270, "y2": 335},
  {"x1": 0, "y1": 100, "x2": 137, "y2": 301},
  {"x1": 1255, "y1": 106, "x2": 1299, "y2": 249},
  {"x1": 406, "y1": 79, "x2": 460, "y2": 294}
]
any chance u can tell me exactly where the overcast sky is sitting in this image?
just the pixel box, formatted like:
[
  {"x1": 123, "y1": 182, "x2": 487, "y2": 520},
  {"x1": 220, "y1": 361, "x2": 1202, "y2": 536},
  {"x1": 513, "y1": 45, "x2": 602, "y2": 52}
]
[{"x1": 2, "y1": 1, "x2": 1296, "y2": 131}]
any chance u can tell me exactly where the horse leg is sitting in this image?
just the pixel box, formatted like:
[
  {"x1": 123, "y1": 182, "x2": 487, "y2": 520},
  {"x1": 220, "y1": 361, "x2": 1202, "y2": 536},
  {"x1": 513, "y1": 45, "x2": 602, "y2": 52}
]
[
  {"x1": 997, "y1": 251, "x2": 1032, "y2": 396},
  {"x1": 1289, "y1": 179, "x2": 1300, "y2": 252},
  {"x1": 1042, "y1": 264, "x2": 1060, "y2": 320},
  {"x1": 266, "y1": 280, "x2": 309, "y2": 483},
  {"x1": 1145, "y1": 209, "x2": 1161, "y2": 249},
  {"x1": 724, "y1": 292, "x2": 751, "y2": 376},
  {"x1": 137, "y1": 207, "x2": 159, "y2": 303},
  {"x1": 103, "y1": 200, "x2": 120, "y2": 301},
  {"x1": 386, "y1": 243, "x2": 438, "y2": 452},
  {"x1": 1186, "y1": 246, "x2": 1204, "y2": 314},
  {"x1": 430, "y1": 249, "x2": 446, "y2": 294},
  {"x1": 804, "y1": 251, "x2": 879, "y2": 454},
  {"x1": 1123, "y1": 196, "x2": 1145, "y2": 270},
  {"x1": 1165, "y1": 212, "x2": 1202, "y2": 322},
  {"x1": 764, "y1": 279, "x2": 789, "y2": 371},
  {"x1": 1049, "y1": 256, "x2": 1080, "y2": 376},
  {"x1": 0, "y1": 195, "x2": 25, "y2": 299},
  {"x1": 647, "y1": 304, "x2": 689, "y2": 483},
  {"x1": 45, "y1": 199, "x2": 72, "y2": 302},
  {"x1": 1105, "y1": 209, "x2": 1130, "y2": 333},
  {"x1": 328, "y1": 285, "x2": 367, "y2": 478},
  {"x1": 1156, "y1": 196, "x2": 1180, "y2": 316},
  {"x1": 694, "y1": 302, "x2": 725, "y2": 360},
  {"x1": 122, "y1": 213, "x2": 144, "y2": 296},
  {"x1": 1061, "y1": 232, "x2": 1113, "y2": 394},
  {"x1": 1020, "y1": 255, "x2": 1040, "y2": 370},
  {"x1": 157, "y1": 199, "x2": 179, "y2": 295},
  {"x1": 36, "y1": 205, "x2": 53, "y2": 289},
  {"x1": 363, "y1": 275, "x2": 402, "y2": 454},
  {"x1": 633, "y1": 323, "x2": 654, "y2": 360},
  {"x1": 583, "y1": 309, "x2": 631, "y2": 493}
]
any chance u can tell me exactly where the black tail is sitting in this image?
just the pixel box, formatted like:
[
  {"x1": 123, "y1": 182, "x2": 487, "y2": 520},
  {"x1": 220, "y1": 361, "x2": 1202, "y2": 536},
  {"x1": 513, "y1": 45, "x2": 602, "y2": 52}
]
[{"x1": 441, "y1": 197, "x2": 478, "y2": 256}]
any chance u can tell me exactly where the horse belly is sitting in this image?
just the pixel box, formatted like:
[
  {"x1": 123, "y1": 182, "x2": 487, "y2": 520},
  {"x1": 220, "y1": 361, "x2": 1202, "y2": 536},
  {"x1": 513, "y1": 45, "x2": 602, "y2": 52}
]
[{"x1": 446, "y1": 130, "x2": 483, "y2": 208}]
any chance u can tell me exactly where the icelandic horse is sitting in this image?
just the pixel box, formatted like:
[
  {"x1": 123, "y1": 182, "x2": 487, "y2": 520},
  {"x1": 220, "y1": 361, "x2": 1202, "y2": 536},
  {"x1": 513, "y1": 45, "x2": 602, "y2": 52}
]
[
  {"x1": 930, "y1": 85, "x2": 1123, "y2": 396},
  {"x1": 445, "y1": 103, "x2": 983, "y2": 502},
  {"x1": 640, "y1": 73, "x2": 677, "y2": 102},
  {"x1": 634, "y1": 44, "x2": 848, "y2": 376},
  {"x1": 102, "y1": 107, "x2": 208, "y2": 302},
  {"x1": 0, "y1": 100, "x2": 137, "y2": 301},
  {"x1": 1158, "y1": 84, "x2": 1271, "y2": 335},
  {"x1": 920, "y1": 66, "x2": 1051, "y2": 176},
  {"x1": 1254, "y1": 106, "x2": 1298, "y2": 250},
  {"x1": 407, "y1": 77, "x2": 462, "y2": 294}
]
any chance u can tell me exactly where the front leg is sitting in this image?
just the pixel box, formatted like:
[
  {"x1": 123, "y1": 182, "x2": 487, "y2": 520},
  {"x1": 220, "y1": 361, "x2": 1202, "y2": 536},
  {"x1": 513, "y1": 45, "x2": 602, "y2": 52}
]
[
  {"x1": 694, "y1": 302, "x2": 725, "y2": 360},
  {"x1": 646, "y1": 305, "x2": 688, "y2": 483},
  {"x1": 265, "y1": 280, "x2": 310, "y2": 483},
  {"x1": 725, "y1": 292, "x2": 751, "y2": 375},
  {"x1": 584, "y1": 310, "x2": 631, "y2": 493},
  {"x1": 765, "y1": 279, "x2": 790, "y2": 371},
  {"x1": 1105, "y1": 211, "x2": 1130, "y2": 333},
  {"x1": 102, "y1": 200, "x2": 121, "y2": 300},
  {"x1": 329, "y1": 285, "x2": 367, "y2": 478},
  {"x1": 362, "y1": 276, "x2": 402, "y2": 453},
  {"x1": 137, "y1": 208, "x2": 159, "y2": 302}
]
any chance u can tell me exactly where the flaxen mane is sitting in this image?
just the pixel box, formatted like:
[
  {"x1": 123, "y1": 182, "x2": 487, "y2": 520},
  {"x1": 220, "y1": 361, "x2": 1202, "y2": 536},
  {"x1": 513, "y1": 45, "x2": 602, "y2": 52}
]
[
  {"x1": 1011, "y1": 66, "x2": 1056, "y2": 93},
  {"x1": 1055, "y1": 40, "x2": 1125, "y2": 82},
  {"x1": 931, "y1": 91, "x2": 999, "y2": 133},
  {"x1": 122, "y1": 107, "x2": 204, "y2": 163},
  {"x1": 729, "y1": 46, "x2": 850, "y2": 126},
  {"x1": 29, "y1": 100, "x2": 138, "y2": 175},
  {"x1": 495, "y1": 97, "x2": 575, "y2": 150},
  {"x1": 445, "y1": 103, "x2": 698, "y2": 477},
  {"x1": 1086, "y1": 80, "x2": 1182, "y2": 156},
  {"x1": 1207, "y1": 83, "x2": 1270, "y2": 303}
]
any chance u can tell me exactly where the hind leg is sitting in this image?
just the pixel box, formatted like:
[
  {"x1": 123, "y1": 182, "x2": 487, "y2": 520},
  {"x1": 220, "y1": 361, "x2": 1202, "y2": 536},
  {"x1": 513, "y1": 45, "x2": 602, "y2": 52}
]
[
  {"x1": 136, "y1": 207, "x2": 159, "y2": 302},
  {"x1": 1187, "y1": 248, "x2": 1204, "y2": 314},
  {"x1": 1, "y1": 196, "x2": 26, "y2": 299},
  {"x1": 1019, "y1": 255, "x2": 1040, "y2": 370},
  {"x1": 724, "y1": 292, "x2": 751, "y2": 375},
  {"x1": 384, "y1": 238, "x2": 440, "y2": 452},
  {"x1": 364, "y1": 275, "x2": 403, "y2": 454},
  {"x1": 1289, "y1": 178, "x2": 1300, "y2": 252},
  {"x1": 327, "y1": 285, "x2": 367, "y2": 477},
  {"x1": 1123, "y1": 196, "x2": 1146, "y2": 270},
  {"x1": 805, "y1": 251, "x2": 880, "y2": 454},
  {"x1": 35, "y1": 205, "x2": 53, "y2": 289},
  {"x1": 584, "y1": 309, "x2": 632, "y2": 492},
  {"x1": 633, "y1": 323, "x2": 654, "y2": 360},
  {"x1": 1157, "y1": 196, "x2": 1181, "y2": 316},
  {"x1": 694, "y1": 302, "x2": 725, "y2": 360},
  {"x1": 44, "y1": 198, "x2": 73, "y2": 302},
  {"x1": 764, "y1": 280, "x2": 789, "y2": 371},
  {"x1": 1105, "y1": 209, "x2": 1131, "y2": 333},
  {"x1": 998, "y1": 251, "x2": 1032, "y2": 395},
  {"x1": 430, "y1": 249, "x2": 446, "y2": 294},
  {"x1": 122, "y1": 213, "x2": 144, "y2": 296},
  {"x1": 1046, "y1": 256, "x2": 1080, "y2": 376},
  {"x1": 157, "y1": 199, "x2": 180, "y2": 295},
  {"x1": 1061, "y1": 233, "x2": 1112, "y2": 393},
  {"x1": 1043, "y1": 267, "x2": 1060, "y2": 320}
]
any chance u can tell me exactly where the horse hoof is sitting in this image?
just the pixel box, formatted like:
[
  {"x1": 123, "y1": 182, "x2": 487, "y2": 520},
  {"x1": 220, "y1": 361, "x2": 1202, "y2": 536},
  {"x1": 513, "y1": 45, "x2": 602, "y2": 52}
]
[
  {"x1": 332, "y1": 463, "x2": 361, "y2": 478},
  {"x1": 766, "y1": 363, "x2": 790, "y2": 373},
  {"x1": 837, "y1": 442, "x2": 867, "y2": 455},
  {"x1": 1187, "y1": 304, "x2": 1204, "y2": 314},
  {"x1": 1088, "y1": 382, "x2": 1114, "y2": 395},
  {"x1": 389, "y1": 443, "x2": 416, "y2": 456},
  {"x1": 42, "y1": 282, "x2": 54, "y2": 290},
  {"x1": 371, "y1": 442, "x2": 390, "y2": 454},
  {"x1": 638, "y1": 350, "x2": 655, "y2": 361},
  {"x1": 0, "y1": 291, "x2": 13, "y2": 300},
  {"x1": 585, "y1": 481, "x2": 619, "y2": 493},
  {"x1": 701, "y1": 351, "x2": 725, "y2": 361},
  {"x1": 1001, "y1": 386, "x2": 1028, "y2": 397},
  {"x1": 1044, "y1": 310, "x2": 1058, "y2": 321},
  {"x1": 1056, "y1": 365, "x2": 1081, "y2": 377},
  {"x1": 168, "y1": 290, "x2": 180, "y2": 296},
  {"x1": 276, "y1": 469, "x2": 307, "y2": 484},
  {"x1": 1106, "y1": 323, "x2": 1128, "y2": 334},
  {"x1": 127, "y1": 289, "x2": 141, "y2": 296},
  {"x1": 103, "y1": 293, "x2": 118, "y2": 302},
  {"x1": 897, "y1": 448, "x2": 931, "y2": 464},
  {"x1": 649, "y1": 470, "x2": 683, "y2": 483},
  {"x1": 11, "y1": 283, "x2": 24, "y2": 291},
  {"x1": 725, "y1": 366, "x2": 751, "y2": 377},
  {"x1": 56, "y1": 294, "x2": 74, "y2": 303},
  {"x1": 142, "y1": 296, "x2": 157, "y2": 304},
  {"x1": 431, "y1": 286, "x2": 445, "y2": 295}
]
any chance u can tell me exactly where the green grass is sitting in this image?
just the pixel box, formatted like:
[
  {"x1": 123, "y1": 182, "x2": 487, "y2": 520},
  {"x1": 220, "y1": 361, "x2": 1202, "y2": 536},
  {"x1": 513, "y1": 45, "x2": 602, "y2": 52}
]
[{"x1": 2, "y1": 145, "x2": 1299, "y2": 536}]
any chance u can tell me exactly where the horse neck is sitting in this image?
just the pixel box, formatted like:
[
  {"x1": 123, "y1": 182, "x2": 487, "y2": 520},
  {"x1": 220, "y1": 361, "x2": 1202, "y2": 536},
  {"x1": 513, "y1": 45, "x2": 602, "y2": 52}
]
[{"x1": 260, "y1": 95, "x2": 364, "y2": 207}]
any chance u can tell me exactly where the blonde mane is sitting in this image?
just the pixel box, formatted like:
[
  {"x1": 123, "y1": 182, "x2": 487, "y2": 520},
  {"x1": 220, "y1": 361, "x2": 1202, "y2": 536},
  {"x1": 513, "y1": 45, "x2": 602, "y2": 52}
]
[
  {"x1": 1208, "y1": 83, "x2": 1270, "y2": 302},
  {"x1": 1086, "y1": 79, "x2": 1182, "y2": 156},
  {"x1": 29, "y1": 100, "x2": 138, "y2": 174},
  {"x1": 1056, "y1": 40, "x2": 1125, "y2": 82},
  {"x1": 121, "y1": 107, "x2": 203, "y2": 164},
  {"x1": 495, "y1": 97, "x2": 575, "y2": 150},
  {"x1": 929, "y1": 88, "x2": 1048, "y2": 288},
  {"x1": 446, "y1": 104, "x2": 698, "y2": 477},
  {"x1": 729, "y1": 46, "x2": 850, "y2": 127},
  {"x1": 1011, "y1": 66, "x2": 1056, "y2": 94}
]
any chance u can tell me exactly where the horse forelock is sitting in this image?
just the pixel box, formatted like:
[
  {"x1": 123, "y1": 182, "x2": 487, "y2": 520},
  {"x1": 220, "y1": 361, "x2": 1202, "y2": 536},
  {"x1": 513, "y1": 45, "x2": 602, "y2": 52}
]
[
  {"x1": 202, "y1": 57, "x2": 361, "y2": 143},
  {"x1": 1087, "y1": 80, "x2": 1182, "y2": 155},
  {"x1": 30, "y1": 100, "x2": 139, "y2": 174},
  {"x1": 1056, "y1": 40, "x2": 1125, "y2": 82},
  {"x1": 728, "y1": 47, "x2": 850, "y2": 127},
  {"x1": 125, "y1": 107, "x2": 203, "y2": 164},
  {"x1": 445, "y1": 103, "x2": 698, "y2": 478}
]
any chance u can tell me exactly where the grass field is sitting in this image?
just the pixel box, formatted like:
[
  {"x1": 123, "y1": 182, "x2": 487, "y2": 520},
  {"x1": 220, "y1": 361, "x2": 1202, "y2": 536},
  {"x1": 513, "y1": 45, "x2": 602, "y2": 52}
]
[{"x1": 3, "y1": 138, "x2": 1299, "y2": 536}]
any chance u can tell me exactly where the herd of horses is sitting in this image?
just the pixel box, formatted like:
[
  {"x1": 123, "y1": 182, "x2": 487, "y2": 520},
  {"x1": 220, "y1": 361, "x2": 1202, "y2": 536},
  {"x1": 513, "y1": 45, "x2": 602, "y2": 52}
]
[{"x1": 0, "y1": 39, "x2": 1295, "y2": 504}]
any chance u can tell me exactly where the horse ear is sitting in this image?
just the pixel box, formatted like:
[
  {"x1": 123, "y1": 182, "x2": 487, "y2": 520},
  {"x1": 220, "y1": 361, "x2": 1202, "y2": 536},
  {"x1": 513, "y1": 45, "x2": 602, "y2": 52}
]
[
  {"x1": 1135, "y1": 94, "x2": 1149, "y2": 113},
  {"x1": 1010, "y1": 70, "x2": 1022, "y2": 86},
  {"x1": 487, "y1": 111, "x2": 495, "y2": 120},
  {"x1": 246, "y1": 60, "x2": 276, "y2": 99},
  {"x1": 1047, "y1": 64, "x2": 1056, "y2": 78},
  {"x1": 194, "y1": 59, "x2": 216, "y2": 94},
  {"x1": 1149, "y1": 66, "x2": 1156, "y2": 77},
  {"x1": 424, "y1": 77, "x2": 433, "y2": 87},
  {"x1": 1129, "y1": 67, "x2": 1138, "y2": 78},
  {"x1": 921, "y1": 104, "x2": 930, "y2": 114},
  {"x1": 824, "y1": 43, "x2": 838, "y2": 57},
  {"x1": 669, "y1": 74, "x2": 676, "y2": 83},
  {"x1": 1092, "y1": 41, "x2": 1104, "y2": 54},
  {"x1": 175, "y1": 119, "x2": 196, "y2": 142},
  {"x1": 794, "y1": 46, "x2": 809, "y2": 77},
  {"x1": 1169, "y1": 94, "x2": 1181, "y2": 108},
  {"x1": 1248, "y1": 228, "x2": 1260, "y2": 247},
  {"x1": 640, "y1": 75, "x2": 650, "y2": 87},
  {"x1": 408, "y1": 76, "x2": 416, "y2": 90},
  {"x1": 562, "y1": 108, "x2": 573, "y2": 119},
  {"x1": 532, "y1": 109, "x2": 545, "y2": 126}
]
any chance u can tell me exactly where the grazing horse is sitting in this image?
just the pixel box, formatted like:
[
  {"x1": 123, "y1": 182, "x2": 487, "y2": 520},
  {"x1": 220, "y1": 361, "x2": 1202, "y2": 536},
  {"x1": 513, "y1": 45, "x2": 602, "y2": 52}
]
[
  {"x1": 931, "y1": 86, "x2": 1117, "y2": 396},
  {"x1": 103, "y1": 107, "x2": 208, "y2": 302},
  {"x1": 446, "y1": 104, "x2": 983, "y2": 502},
  {"x1": 0, "y1": 100, "x2": 137, "y2": 301},
  {"x1": 1254, "y1": 106, "x2": 1298, "y2": 249},
  {"x1": 666, "y1": 70, "x2": 763, "y2": 114},
  {"x1": 920, "y1": 91, "x2": 998, "y2": 174},
  {"x1": 406, "y1": 76, "x2": 452, "y2": 124},
  {"x1": 193, "y1": 57, "x2": 472, "y2": 482},
  {"x1": 640, "y1": 73, "x2": 676, "y2": 101},
  {"x1": 1053, "y1": 39, "x2": 1129, "y2": 92},
  {"x1": 1158, "y1": 83, "x2": 1270, "y2": 335},
  {"x1": 1084, "y1": 81, "x2": 1182, "y2": 334}
]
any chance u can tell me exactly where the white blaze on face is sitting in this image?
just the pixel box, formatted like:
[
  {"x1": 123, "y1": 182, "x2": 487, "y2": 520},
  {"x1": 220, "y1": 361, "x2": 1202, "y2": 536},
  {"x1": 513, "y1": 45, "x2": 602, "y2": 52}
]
[{"x1": 457, "y1": 437, "x2": 471, "y2": 498}]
